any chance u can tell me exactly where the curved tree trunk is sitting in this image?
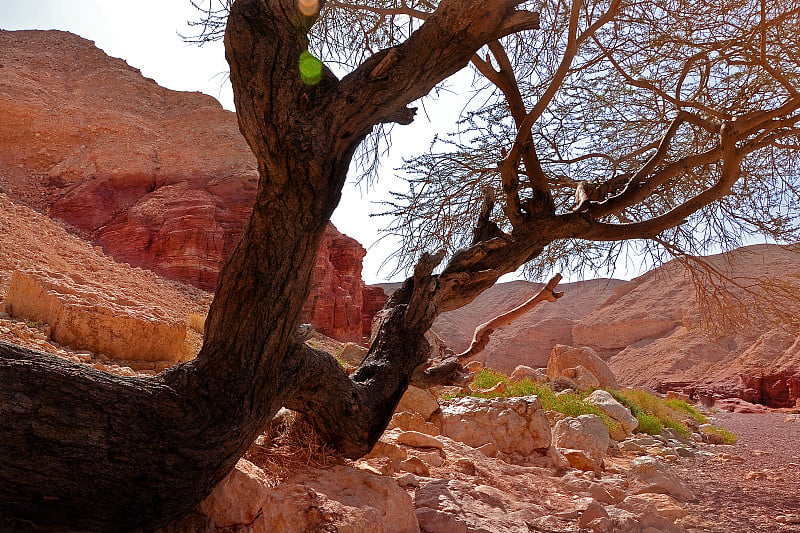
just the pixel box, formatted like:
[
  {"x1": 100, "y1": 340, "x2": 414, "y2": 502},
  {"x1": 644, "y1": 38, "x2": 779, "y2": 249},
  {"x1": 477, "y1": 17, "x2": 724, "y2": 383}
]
[{"x1": 0, "y1": 0, "x2": 542, "y2": 530}]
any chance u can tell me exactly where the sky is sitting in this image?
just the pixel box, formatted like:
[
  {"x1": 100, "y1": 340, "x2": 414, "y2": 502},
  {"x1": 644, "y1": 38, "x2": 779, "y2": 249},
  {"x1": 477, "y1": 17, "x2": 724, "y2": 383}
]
[{"x1": 1, "y1": 0, "x2": 489, "y2": 284}]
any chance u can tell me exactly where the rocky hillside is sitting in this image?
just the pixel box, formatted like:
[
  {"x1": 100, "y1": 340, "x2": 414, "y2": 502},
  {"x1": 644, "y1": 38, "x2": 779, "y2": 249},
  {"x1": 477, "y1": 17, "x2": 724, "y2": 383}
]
[
  {"x1": 0, "y1": 29, "x2": 383, "y2": 342},
  {"x1": 433, "y1": 278, "x2": 625, "y2": 370},
  {"x1": 434, "y1": 245, "x2": 800, "y2": 407}
]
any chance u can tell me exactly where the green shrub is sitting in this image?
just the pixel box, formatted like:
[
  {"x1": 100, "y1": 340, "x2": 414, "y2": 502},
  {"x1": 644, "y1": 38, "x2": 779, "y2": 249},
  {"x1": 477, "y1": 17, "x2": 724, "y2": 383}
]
[
  {"x1": 635, "y1": 412, "x2": 664, "y2": 435},
  {"x1": 702, "y1": 425, "x2": 737, "y2": 444},
  {"x1": 665, "y1": 398, "x2": 709, "y2": 424}
]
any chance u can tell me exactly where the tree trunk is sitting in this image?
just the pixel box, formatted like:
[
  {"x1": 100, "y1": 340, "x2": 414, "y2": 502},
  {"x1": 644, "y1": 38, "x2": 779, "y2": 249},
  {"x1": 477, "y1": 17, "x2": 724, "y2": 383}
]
[{"x1": 0, "y1": 0, "x2": 542, "y2": 530}]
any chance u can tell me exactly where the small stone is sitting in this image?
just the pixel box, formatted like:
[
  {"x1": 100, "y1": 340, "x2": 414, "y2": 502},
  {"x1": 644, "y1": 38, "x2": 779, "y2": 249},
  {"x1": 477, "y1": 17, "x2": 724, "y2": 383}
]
[
  {"x1": 397, "y1": 431, "x2": 444, "y2": 450},
  {"x1": 477, "y1": 442, "x2": 498, "y2": 458},
  {"x1": 454, "y1": 458, "x2": 477, "y2": 476},
  {"x1": 399, "y1": 456, "x2": 430, "y2": 477},
  {"x1": 744, "y1": 470, "x2": 767, "y2": 481},
  {"x1": 395, "y1": 472, "x2": 420, "y2": 488}
]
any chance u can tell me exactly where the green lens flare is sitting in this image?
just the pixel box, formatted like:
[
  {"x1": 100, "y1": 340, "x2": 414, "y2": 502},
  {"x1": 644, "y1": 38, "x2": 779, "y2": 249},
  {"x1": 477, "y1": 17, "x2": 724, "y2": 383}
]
[{"x1": 299, "y1": 50, "x2": 323, "y2": 86}]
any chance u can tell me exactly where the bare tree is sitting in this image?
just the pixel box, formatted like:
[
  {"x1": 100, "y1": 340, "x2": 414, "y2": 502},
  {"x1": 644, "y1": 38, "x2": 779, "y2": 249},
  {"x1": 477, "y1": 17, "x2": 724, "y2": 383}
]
[{"x1": 1, "y1": 0, "x2": 799, "y2": 530}]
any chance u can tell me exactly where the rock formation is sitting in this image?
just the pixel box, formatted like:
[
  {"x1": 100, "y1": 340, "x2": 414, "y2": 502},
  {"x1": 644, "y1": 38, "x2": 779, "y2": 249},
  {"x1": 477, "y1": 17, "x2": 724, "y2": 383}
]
[{"x1": 0, "y1": 29, "x2": 384, "y2": 342}]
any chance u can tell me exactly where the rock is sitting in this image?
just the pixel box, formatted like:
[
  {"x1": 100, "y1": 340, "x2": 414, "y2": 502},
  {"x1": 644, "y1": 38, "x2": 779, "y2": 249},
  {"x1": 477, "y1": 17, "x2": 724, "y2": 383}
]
[
  {"x1": 631, "y1": 493, "x2": 687, "y2": 520},
  {"x1": 389, "y1": 411, "x2": 441, "y2": 436},
  {"x1": 698, "y1": 424, "x2": 725, "y2": 444},
  {"x1": 199, "y1": 458, "x2": 270, "y2": 528},
  {"x1": 454, "y1": 458, "x2": 477, "y2": 476},
  {"x1": 464, "y1": 360, "x2": 483, "y2": 372},
  {"x1": 585, "y1": 390, "x2": 639, "y2": 437},
  {"x1": 552, "y1": 415, "x2": 610, "y2": 472},
  {"x1": 578, "y1": 502, "x2": 610, "y2": 529},
  {"x1": 395, "y1": 473, "x2": 420, "y2": 488},
  {"x1": 414, "y1": 479, "x2": 539, "y2": 533},
  {"x1": 509, "y1": 365, "x2": 548, "y2": 383},
  {"x1": 6, "y1": 269, "x2": 189, "y2": 363},
  {"x1": 399, "y1": 457, "x2": 430, "y2": 477},
  {"x1": 0, "y1": 30, "x2": 385, "y2": 343},
  {"x1": 408, "y1": 449, "x2": 445, "y2": 468},
  {"x1": 397, "y1": 431, "x2": 444, "y2": 450},
  {"x1": 396, "y1": 386, "x2": 440, "y2": 420},
  {"x1": 562, "y1": 365, "x2": 602, "y2": 390},
  {"x1": 744, "y1": 470, "x2": 767, "y2": 480},
  {"x1": 365, "y1": 439, "x2": 407, "y2": 464},
  {"x1": 439, "y1": 396, "x2": 551, "y2": 458},
  {"x1": 627, "y1": 456, "x2": 694, "y2": 501},
  {"x1": 547, "y1": 345, "x2": 619, "y2": 388},
  {"x1": 338, "y1": 342, "x2": 368, "y2": 365},
  {"x1": 713, "y1": 397, "x2": 770, "y2": 413},
  {"x1": 259, "y1": 464, "x2": 419, "y2": 533}
]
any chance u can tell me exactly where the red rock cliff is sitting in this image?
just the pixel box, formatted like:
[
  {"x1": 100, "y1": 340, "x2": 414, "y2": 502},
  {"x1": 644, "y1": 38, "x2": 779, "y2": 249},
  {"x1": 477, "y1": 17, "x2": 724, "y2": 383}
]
[{"x1": 0, "y1": 29, "x2": 385, "y2": 341}]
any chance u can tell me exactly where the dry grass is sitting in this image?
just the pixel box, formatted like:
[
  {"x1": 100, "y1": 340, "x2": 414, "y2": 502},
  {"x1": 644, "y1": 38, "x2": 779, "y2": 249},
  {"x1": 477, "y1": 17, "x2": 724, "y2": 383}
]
[
  {"x1": 186, "y1": 312, "x2": 207, "y2": 334},
  {"x1": 244, "y1": 410, "x2": 344, "y2": 487}
]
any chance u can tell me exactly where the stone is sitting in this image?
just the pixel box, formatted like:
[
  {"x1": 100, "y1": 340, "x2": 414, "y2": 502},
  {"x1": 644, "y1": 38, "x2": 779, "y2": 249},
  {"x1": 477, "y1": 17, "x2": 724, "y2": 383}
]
[
  {"x1": 6, "y1": 269, "x2": 190, "y2": 363},
  {"x1": 365, "y1": 439, "x2": 407, "y2": 464},
  {"x1": 585, "y1": 390, "x2": 639, "y2": 436},
  {"x1": 397, "y1": 431, "x2": 444, "y2": 450},
  {"x1": 395, "y1": 473, "x2": 420, "y2": 488},
  {"x1": 563, "y1": 365, "x2": 601, "y2": 390},
  {"x1": 547, "y1": 345, "x2": 619, "y2": 388},
  {"x1": 389, "y1": 411, "x2": 441, "y2": 436},
  {"x1": 578, "y1": 502, "x2": 610, "y2": 529},
  {"x1": 199, "y1": 458, "x2": 270, "y2": 528},
  {"x1": 744, "y1": 470, "x2": 767, "y2": 480},
  {"x1": 338, "y1": 342, "x2": 368, "y2": 365},
  {"x1": 552, "y1": 415, "x2": 610, "y2": 472},
  {"x1": 439, "y1": 396, "x2": 551, "y2": 457},
  {"x1": 698, "y1": 424, "x2": 725, "y2": 444},
  {"x1": 455, "y1": 458, "x2": 477, "y2": 476},
  {"x1": 409, "y1": 449, "x2": 445, "y2": 468},
  {"x1": 627, "y1": 455, "x2": 694, "y2": 501},
  {"x1": 509, "y1": 365, "x2": 548, "y2": 383},
  {"x1": 399, "y1": 456, "x2": 430, "y2": 477},
  {"x1": 632, "y1": 493, "x2": 688, "y2": 521},
  {"x1": 259, "y1": 464, "x2": 419, "y2": 533},
  {"x1": 396, "y1": 386, "x2": 440, "y2": 420}
]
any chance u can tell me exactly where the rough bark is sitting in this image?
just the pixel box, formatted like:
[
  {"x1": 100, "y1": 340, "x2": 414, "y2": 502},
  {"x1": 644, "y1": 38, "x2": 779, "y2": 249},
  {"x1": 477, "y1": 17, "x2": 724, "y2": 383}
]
[{"x1": 0, "y1": 0, "x2": 542, "y2": 530}]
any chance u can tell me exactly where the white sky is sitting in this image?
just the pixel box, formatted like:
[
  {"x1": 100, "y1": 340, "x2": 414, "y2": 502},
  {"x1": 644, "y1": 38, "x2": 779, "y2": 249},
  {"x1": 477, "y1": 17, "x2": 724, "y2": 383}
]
[{"x1": 1, "y1": 0, "x2": 487, "y2": 283}]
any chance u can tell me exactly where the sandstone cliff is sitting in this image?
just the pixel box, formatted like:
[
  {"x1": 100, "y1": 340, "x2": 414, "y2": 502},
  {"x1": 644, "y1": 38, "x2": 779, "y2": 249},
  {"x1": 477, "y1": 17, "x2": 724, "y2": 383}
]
[{"x1": 0, "y1": 29, "x2": 383, "y2": 341}]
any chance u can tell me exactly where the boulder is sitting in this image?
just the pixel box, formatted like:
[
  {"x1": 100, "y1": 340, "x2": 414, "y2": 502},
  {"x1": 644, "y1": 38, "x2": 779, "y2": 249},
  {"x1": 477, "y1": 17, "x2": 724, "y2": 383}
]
[
  {"x1": 199, "y1": 458, "x2": 271, "y2": 528},
  {"x1": 552, "y1": 415, "x2": 610, "y2": 472},
  {"x1": 396, "y1": 431, "x2": 444, "y2": 451},
  {"x1": 585, "y1": 390, "x2": 639, "y2": 437},
  {"x1": 396, "y1": 385, "x2": 440, "y2": 420},
  {"x1": 338, "y1": 342, "x2": 368, "y2": 366},
  {"x1": 439, "y1": 396, "x2": 551, "y2": 458},
  {"x1": 6, "y1": 269, "x2": 189, "y2": 363},
  {"x1": 259, "y1": 465, "x2": 419, "y2": 533},
  {"x1": 547, "y1": 345, "x2": 619, "y2": 388},
  {"x1": 626, "y1": 455, "x2": 694, "y2": 501}
]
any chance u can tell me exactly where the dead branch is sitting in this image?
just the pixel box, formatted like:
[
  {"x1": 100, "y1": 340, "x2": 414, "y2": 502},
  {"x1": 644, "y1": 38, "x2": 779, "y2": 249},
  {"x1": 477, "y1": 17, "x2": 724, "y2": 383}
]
[{"x1": 456, "y1": 274, "x2": 564, "y2": 361}]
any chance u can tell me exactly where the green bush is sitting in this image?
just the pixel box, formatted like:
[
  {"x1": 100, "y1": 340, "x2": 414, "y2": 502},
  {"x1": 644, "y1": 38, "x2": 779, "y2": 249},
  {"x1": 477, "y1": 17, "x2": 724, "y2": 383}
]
[
  {"x1": 665, "y1": 398, "x2": 709, "y2": 424},
  {"x1": 702, "y1": 425, "x2": 737, "y2": 444}
]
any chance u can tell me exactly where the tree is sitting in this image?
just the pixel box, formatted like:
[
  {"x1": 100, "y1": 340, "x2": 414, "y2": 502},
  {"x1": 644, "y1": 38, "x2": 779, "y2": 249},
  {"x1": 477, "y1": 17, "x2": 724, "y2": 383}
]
[{"x1": 1, "y1": 0, "x2": 799, "y2": 530}]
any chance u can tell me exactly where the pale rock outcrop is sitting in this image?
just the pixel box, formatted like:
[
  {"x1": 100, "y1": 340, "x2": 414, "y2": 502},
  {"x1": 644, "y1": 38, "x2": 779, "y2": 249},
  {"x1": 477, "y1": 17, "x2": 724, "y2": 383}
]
[
  {"x1": 414, "y1": 479, "x2": 544, "y2": 533},
  {"x1": 6, "y1": 269, "x2": 189, "y2": 363},
  {"x1": 388, "y1": 411, "x2": 440, "y2": 436},
  {"x1": 585, "y1": 390, "x2": 639, "y2": 438},
  {"x1": 396, "y1": 385, "x2": 440, "y2": 420},
  {"x1": 547, "y1": 344, "x2": 619, "y2": 388},
  {"x1": 199, "y1": 458, "x2": 270, "y2": 528},
  {"x1": 552, "y1": 415, "x2": 610, "y2": 472},
  {"x1": 203, "y1": 461, "x2": 419, "y2": 532},
  {"x1": 439, "y1": 396, "x2": 551, "y2": 459},
  {"x1": 626, "y1": 455, "x2": 694, "y2": 501},
  {"x1": 396, "y1": 431, "x2": 444, "y2": 451}
]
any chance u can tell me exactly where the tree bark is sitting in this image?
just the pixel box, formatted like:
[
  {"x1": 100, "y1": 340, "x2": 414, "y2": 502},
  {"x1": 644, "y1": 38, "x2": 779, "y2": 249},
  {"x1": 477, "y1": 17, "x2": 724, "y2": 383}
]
[{"x1": 0, "y1": 0, "x2": 542, "y2": 530}]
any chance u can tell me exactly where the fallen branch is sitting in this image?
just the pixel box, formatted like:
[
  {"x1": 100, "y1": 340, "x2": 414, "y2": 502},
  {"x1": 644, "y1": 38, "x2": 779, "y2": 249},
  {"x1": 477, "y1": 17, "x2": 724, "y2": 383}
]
[{"x1": 456, "y1": 274, "x2": 564, "y2": 360}]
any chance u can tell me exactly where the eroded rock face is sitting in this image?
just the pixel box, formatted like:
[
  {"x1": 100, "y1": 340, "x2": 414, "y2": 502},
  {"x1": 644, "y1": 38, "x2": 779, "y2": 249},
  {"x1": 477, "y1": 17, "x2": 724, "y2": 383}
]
[
  {"x1": 0, "y1": 30, "x2": 385, "y2": 343},
  {"x1": 6, "y1": 269, "x2": 189, "y2": 364},
  {"x1": 439, "y1": 396, "x2": 551, "y2": 459}
]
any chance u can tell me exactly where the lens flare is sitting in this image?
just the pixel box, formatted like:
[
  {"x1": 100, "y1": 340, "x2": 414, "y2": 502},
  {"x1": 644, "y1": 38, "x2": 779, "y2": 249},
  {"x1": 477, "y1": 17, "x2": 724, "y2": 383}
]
[{"x1": 298, "y1": 0, "x2": 319, "y2": 17}]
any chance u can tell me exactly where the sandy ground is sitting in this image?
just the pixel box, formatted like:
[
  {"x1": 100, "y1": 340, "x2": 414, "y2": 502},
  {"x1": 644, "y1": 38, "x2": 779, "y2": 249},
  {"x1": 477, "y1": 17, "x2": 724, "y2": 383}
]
[{"x1": 675, "y1": 411, "x2": 800, "y2": 532}]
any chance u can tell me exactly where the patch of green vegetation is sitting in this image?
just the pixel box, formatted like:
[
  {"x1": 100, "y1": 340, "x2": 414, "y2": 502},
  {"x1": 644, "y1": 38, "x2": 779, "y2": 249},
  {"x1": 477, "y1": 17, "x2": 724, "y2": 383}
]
[
  {"x1": 702, "y1": 424, "x2": 737, "y2": 445},
  {"x1": 458, "y1": 369, "x2": 736, "y2": 442},
  {"x1": 665, "y1": 398, "x2": 709, "y2": 424},
  {"x1": 22, "y1": 318, "x2": 38, "y2": 328}
]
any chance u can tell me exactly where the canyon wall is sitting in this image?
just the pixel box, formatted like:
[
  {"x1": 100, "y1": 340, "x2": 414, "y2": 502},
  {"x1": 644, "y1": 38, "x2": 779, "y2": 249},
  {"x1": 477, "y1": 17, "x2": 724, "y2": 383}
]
[{"x1": 0, "y1": 29, "x2": 383, "y2": 341}]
